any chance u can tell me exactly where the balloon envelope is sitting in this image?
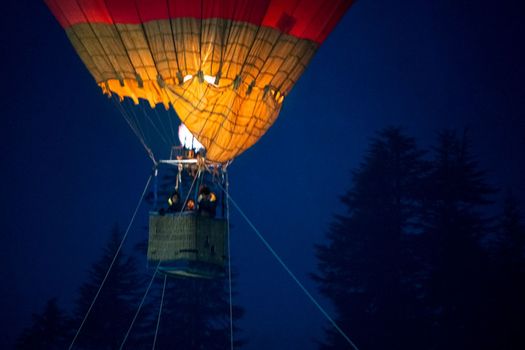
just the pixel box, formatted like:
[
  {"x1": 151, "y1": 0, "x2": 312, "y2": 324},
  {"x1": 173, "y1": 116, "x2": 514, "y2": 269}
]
[{"x1": 46, "y1": 0, "x2": 353, "y2": 163}]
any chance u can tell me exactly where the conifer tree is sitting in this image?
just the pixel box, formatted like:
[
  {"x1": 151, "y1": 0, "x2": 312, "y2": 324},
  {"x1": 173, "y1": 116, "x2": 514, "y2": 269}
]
[
  {"x1": 497, "y1": 192, "x2": 525, "y2": 264},
  {"x1": 483, "y1": 192, "x2": 525, "y2": 349},
  {"x1": 71, "y1": 225, "x2": 149, "y2": 349},
  {"x1": 150, "y1": 273, "x2": 246, "y2": 349},
  {"x1": 313, "y1": 127, "x2": 428, "y2": 349},
  {"x1": 15, "y1": 298, "x2": 70, "y2": 350},
  {"x1": 420, "y1": 130, "x2": 495, "y2": 349}
]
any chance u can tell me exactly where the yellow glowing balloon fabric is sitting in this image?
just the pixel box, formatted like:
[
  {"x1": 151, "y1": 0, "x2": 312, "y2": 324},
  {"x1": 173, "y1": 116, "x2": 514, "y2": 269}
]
[{"x1": 46, "y1": 0, "x2": 353, "y2": 163}]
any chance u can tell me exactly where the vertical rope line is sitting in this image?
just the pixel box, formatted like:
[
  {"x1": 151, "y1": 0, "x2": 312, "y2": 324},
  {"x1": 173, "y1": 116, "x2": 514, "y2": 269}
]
[
  {"x1": 126, "y1": 99, "x2": 153, "y2": 150},
  {"x1": 114, "y1": 97, "x2": 143, "y2": 141},
  {"x1": 235, "y1": 0, "x2": 272, "y2": 76},
  {"x1": 169, "y1": 107, "x2": 179, "y2": 145},
  {"x1": 112, "y1": 96, "x2": 157, "y2": 164},
  {"x1": 226, "y1": 172, "x2": 234, "y2": 350},
  {"x1": 68, "y1": 174, "x2": 152, "y2": 350},
  {"x1": 119, "y1": 261, "x2": 158, "y2": 350},
  {"x1": 165, "y1": 0, "x2": 182, "y2": 77},
  {"x1": 120, "y1": 172, "x2": 199, "y2": 349},
  {"x1": 112, "y1": 96, "x2": 146, "y2": 148},
  {"x1": 153, "y1": 167, "x2": 159, "y2": 210},
  {"x1": 99, "y1": 0, "x2": 141, "y2": 82},
  {"x1": 155, "y1": 107, "x2": 176, "y2": 146},
  {"x1": 72, "y1": 0, "x2": 125, "y2": 83},
  {"x1": 198, "y1": 0, "x2": 204, "y2": 69},
  {"x1": 163, "y1": 107, "x2": 175, "y2": 145},
  {"x1": 152, "y1": 273, "x2": 167, "y2": 350},
  {"x1": 190, "y1": 6, "x2": 254, "y2": 145},
  {"x1": 140, "y1": 104, "x2": 170, "y2": 146},
  {"x1": 133, "y1": 1, "x2": 163, "y2": 81},
  {"x1": 217, "y1": 183, "x2": 360, "y2": 350},
  {"x1": 149, "y1": 105, "x2": 172, "y2": 146}
]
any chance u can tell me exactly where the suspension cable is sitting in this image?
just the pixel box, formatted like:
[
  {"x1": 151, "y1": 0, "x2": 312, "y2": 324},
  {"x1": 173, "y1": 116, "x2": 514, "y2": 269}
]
[
  {"x1": 120, "y1": 172, "x2": 199, "y2": 349},
  {"x1": 226, "y1": 172, "x2": 234, "y2": 350},
  {"x1": 119, "y1": 260, "x2": 159, "y2": 350},
  {"x1": 68, "y1": 174, "x2": 152, "y2": 350},
  {"x1": 140, "y1": 103, "x2": 170, "y2": 147},
  {"x1": 112, "y1": 96, "x2": 157, "y2": 165},
  {"x1": 152, "y1": 274, "x2": 167, "y2": 350},
  {"x1": 217, "y1": 182, "x2": 360, "y2": 350}
]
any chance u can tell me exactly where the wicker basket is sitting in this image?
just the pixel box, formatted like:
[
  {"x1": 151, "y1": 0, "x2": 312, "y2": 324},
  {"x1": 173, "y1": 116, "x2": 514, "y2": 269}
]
[{"x1": 148, "y1": 212, "x2": 227, "y2": 278}]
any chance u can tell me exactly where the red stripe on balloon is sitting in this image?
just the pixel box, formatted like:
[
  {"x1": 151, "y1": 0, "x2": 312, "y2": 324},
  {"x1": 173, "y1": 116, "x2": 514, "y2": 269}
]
[{"x1": 45, "y1": 0, "x2": 352, "y2": 44}]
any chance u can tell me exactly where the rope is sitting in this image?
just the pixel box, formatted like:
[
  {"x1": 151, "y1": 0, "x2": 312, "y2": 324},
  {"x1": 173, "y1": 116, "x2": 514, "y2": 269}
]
[
  {"x1": 119, "y1": 262, "x2": 159, "y2": 350},
  {"x1": 112, "y1": 96, "x2": 157, "y2": 165},
  {"x1": 153, "y1": 167, "x2": 159, "y2": 210},
  {"x1": 68, "y1": 174, "x2": 152, "y2": 350},
  {"x1": 217, "y1": 183, "x2": 360, "y2": 350},
  {"x1": 119, "y1": 172, "x2": 199, "y2": 349},
  {"x1": 226, "y1": 172, "x2": 234, "y2": 350},
  {"x1": 152, "y1": 274, "x2": 167, "y2": 350},
  {"x1": 140, "y1": 104, "x2": 170, "y2": 147},
  {"x1": 125, "y1": 99, "x2": 156, "y2": 161}
]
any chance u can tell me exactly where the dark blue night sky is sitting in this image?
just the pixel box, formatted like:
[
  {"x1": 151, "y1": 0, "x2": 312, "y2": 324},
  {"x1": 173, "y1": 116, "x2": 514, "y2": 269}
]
[{"x1": 1, "y1": 0, "x2": 524, "y2": 349}]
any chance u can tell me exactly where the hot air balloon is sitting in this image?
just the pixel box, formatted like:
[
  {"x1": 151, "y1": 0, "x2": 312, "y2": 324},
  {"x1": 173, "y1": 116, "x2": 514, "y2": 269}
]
[{"x1": 45, "y1": 0, "x2": 353, "y2": 278}]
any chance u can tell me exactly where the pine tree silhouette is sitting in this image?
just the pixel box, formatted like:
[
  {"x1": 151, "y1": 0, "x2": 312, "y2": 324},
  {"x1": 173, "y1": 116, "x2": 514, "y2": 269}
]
[
  {"x1": 71, "y1": 225, "x2": 150, "y2": 349},
  {"x1": 149, "y1": 272, "x2": 246, "y2": 349},
  {"x1": 15, "y1": 298, "x2": 70, "y2": 350},
  {"x1": 313, "y1": 127, "x2": 428, "y2": 349},
  {"x1": 483, "y1": 192, "x2": 525, "y2": 349},
  {"x1": 419, "y1": 129, "x2": 495, "y2": 349}
]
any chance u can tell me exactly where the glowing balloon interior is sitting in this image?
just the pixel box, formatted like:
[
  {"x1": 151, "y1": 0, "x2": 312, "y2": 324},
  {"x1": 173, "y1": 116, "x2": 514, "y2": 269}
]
[
  {"x1": 45, "y1": 0, "x2": 353, "y2": 163},
  {"x1": 178, "y1": 124, "x2": 204, "y2": 152}
]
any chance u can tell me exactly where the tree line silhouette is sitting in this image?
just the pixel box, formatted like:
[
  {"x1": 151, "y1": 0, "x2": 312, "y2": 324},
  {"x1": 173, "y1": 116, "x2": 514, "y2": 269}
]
[
  {"x1": 16, "y1": 226, "x2": 245, "y2": 350},
  {"x1": 314, "y1": 127, "x2": 525, "y2": 349},
  {"x1": 17, "y1": 127, "x2": 524, "y2": 349}
]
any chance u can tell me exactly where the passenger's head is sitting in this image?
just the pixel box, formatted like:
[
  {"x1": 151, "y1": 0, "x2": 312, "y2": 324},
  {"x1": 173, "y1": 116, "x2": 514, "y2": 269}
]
[{"x1": 199, "y1": 185, "x2": 211, "y2": 195}]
